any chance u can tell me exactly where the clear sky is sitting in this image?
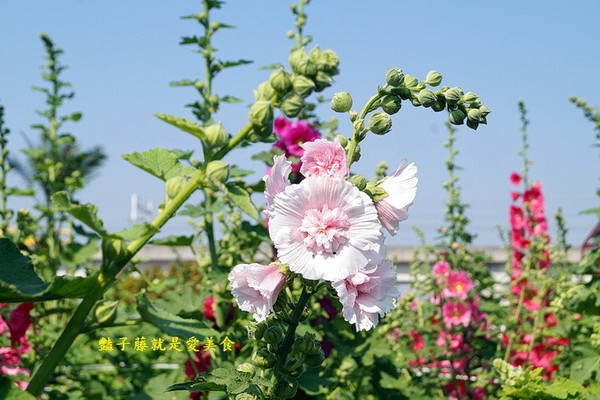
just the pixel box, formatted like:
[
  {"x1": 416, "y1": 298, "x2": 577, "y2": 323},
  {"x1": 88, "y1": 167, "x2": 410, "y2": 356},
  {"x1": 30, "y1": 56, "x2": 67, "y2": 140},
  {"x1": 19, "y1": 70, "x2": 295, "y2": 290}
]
[{"x1": 1, "y1": 1, "x2": 598, "y2": 247}]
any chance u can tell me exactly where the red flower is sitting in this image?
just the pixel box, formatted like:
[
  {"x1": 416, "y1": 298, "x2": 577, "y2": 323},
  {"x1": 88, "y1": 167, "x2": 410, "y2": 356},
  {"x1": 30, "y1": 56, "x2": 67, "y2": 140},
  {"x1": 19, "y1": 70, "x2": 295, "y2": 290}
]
[{"x1": 510, "y1": 172, "x2": 522, "y2": 185}]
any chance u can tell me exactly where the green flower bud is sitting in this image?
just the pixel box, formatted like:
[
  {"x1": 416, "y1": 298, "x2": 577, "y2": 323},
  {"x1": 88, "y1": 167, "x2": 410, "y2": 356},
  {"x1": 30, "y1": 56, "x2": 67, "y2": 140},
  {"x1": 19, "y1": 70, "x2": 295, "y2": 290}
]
[
  {"x1": 351, "y1": 144, "x2": 361, "y2": 162},
  {"x1": 432, "y1": 99, "x2": 446, "y2": 112},
  {"x1": 364, "y1": 181, "x2": 389, "y2": 203},
  {"x1": 275, "y1": 380, "x2": 298, "y2": 398},
  {"x1": 403, "y1": 75, "x2": 418, "y2": 88},
  {"x1": 314, "y1": 71, "x2": 333, "y2": 91},
  {"x1": 417, "y1": 89, "x2": 437, "y2": 108},
  {"x1": 381, "y1": 95, "x2": 402, "y2": 115},
  {"x1": 479, "y1": 105, "x2": 492, "y2": 117},
  {"x1": 292, "y1": 75, "x2": 315, "y2": 97},
  {"x1": 385, "y1": 67, "x2": 404, "y2": 87},
  {"x1": 411, "y1": 97, "x2": 421, "y2": 107},
  {"x1": 449, "y1": 109, "x2": 466, "y2": 125},
  {"x1": 335, "y1": 135, "x2": 348, "y2": 148},
  {"x1": 368, "y1": 112, "x2": 392, "y2": 135},
  {"x1": 444, "y1": 87, "x2": 463, "y2": 104},
  {"x1": 165, "y1": 176, "x2": 187, "y2": 202},
  {"x1": 101, "y1": 238, "x2": 129, "y2": 265},
  {"x1": 204, "y1": 123, "x2": 229, "y2": 148},
  {"x1": 391, "y1": 87, "x2": 411, "y2": 100},
  {"x1": 249, "y1": 101, "x2": 274, "y2": 128},
  {"x1": 236, "y1": 363, "x2": 256, "y2": 375},
  {"x1": 269, "y1": 70, "x2": 292, "y2": 94},
  {"x1": 235, "y1": 394, "x2": 259, "y2": 400},
  {"x1": 350, "y1": 175, "x2": 367, "y2": 191},
  {"x1": 467, "y1": 108, "x2": 483, "y2": 122},
  {"x1": 304, "y1": 348, "x2": 325, "y2": 367},
  {"x1": 252, "y1": 348, "x2": 276, "y2": 368},
  {"x1": 289, "y1": 48, "x2": 316, "y2": 77},
  {"x1": 319, "y1": 49, "x2": 340, "y2": 75},
  {"x1": 425, "y1": 70, "x2": 443, "y2": 87},
  {"x1": 94, "y1": 300, "x2": 119, "y2": 326},
  {"x1": 331, "y1": 92, "x2": 353, "y2": 113},
  {"x1": 353, "y1": 118, "x2": 365, "y2": 133},
  {"x1": 281, "y1": 93, "x2": 305, "y2": 118},
  {"x1": 462, "y1": 91, "x2": 478, "y2": 103},
  {"x1": 466, "y1": 118, "x2": 479, "y2": 130},
  {"x1": 254, "y1": 81, "x2": 277, "y2": 102},
  {"x1": 254, "y1": 322, "x2": 268, "y2": 340},
  {"x1": 194, "y1": 81, "x2": 204, "y2": 90},
  {"x1": 206, "y1": 160, "x2": 230, "y2": 183},
  {"x1": 264, "y1": 325, "x2": 284, "y2": 345}
]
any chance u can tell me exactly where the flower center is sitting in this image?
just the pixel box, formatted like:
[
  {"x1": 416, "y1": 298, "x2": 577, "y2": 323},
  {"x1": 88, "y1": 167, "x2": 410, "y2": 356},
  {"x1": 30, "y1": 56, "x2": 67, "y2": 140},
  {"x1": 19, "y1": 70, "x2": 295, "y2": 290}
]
[{"x1": 299, "y1": 205, "x2": 350, "y2": 255}]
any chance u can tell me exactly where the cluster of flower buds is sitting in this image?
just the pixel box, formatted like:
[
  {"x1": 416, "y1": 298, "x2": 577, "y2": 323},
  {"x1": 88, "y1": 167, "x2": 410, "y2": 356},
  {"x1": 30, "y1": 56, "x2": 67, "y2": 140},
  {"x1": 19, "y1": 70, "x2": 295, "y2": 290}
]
[
  {"x1": 253, "y1": 47, "x2": 340, "y2": 122},
  {"x1": 383, "y1": 67, "x2": 491, "y2": 130},
  {"x1": 247, "y1": 321, "x2": 324, "y2": 398}
]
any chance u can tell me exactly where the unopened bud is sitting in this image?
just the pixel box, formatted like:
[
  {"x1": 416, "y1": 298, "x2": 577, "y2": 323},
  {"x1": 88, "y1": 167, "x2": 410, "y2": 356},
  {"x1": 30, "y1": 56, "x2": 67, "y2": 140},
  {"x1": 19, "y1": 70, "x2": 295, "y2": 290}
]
[
  {"x1": 101, "y1": 238, "x2": 129, "y2": 265},
  {"x1": 417, "y1": 89, "x2": 437, "y2": 108},
  {"x1": 281, "y1": 93, "x2": 305, "y2": 118},
  {"x1": 304, "y1": 348, "x2": 325, "y2": 367},
  {"x1": 350, "y1": 175, "x2": 367, "y2": 191},
  {"x1": 264, "y1": 325, "x2": 284, "y2": 345},
  {"x1": 204, "y1": 123, "x2": 228, "y2": 148},
  {"x1": 403, "y1": 75, "x2": 418, "y2": 88},
  {"x1": 292, "y1": 75, "x2": 315, "y2": 97},
  {"x1": 353, "y1": 118, "x2": 365, "y2": 133},
  {"x1": 479, "y1": 106, "x2": 492, "y2": 117},
  {"x1": 165, "y1": 176, "x2": 187, "y2": 201},
  {"x1": 236, "y1": 394, "x2": 258, "y2": 400},
  {"x1": 269, "y1": 70, "x2": 292, "y2": 94},
  {"x1": 254, "y1": 322, "x2": 268, "y2": 340},
  {"x1": 206, "y1": 160, "x2": 230, "y2": 183},
  {"x1": 368, "y1": 112, "x2": 392, "y2": 135},
  {"x1": 385, "y1": 67, "x2": 404, "y2": 87},
  {"x1": 314, "y1": 71, "x2": 333, "y2": 91},
  {"x1": 252, "y1": 348, "x2": 276, "y2": 368},
  {"x1": 331, "y1": 92, "x2": 353, "y2": 113},
  {"x1": 444, "y1": 87, "x2": 463, "y2": 104},
  {"x1": 249, "y1": 101, "x2": 274, "y2": 128},
  {"x1": 94, "y1": 300, "x2": 119, "y2": 326},
  {"x1": 467, "y1": 108, "x2": 483, "y2": 122},
  {"x1": 432, "y1": 99, "x2": 446, "y2": 112},
  {"x1": 335, "y1": 135, "x2": 348, "y2": 148},
  {"x1": 462, "y1": 91, "x2": 478, "y2": 103},
  {"x1": 425, "y1": 70, "x2": 443, "y2": 87},
  {"x1": 236, "y1": 363, "x2": 256, "y2": 375},
  {"x1": 289, "y1": 48, "x2": 316, "y2": 76},
  {"x1": 381, "y1": 95, "x2": 402, "y2": 115},
  {"x1": 449, "y1": 109, "x2": 466, "y2": 125}
]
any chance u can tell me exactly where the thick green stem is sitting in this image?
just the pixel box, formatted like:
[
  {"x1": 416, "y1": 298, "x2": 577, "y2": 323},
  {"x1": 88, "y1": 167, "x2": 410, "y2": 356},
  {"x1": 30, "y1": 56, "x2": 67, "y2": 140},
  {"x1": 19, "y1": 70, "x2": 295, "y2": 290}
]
[
  {"x1": 346, "y1": 90, "x2": 386, "y2": 168},
  {"x1": 27, "y1": 170, "x2": 206, "y2": 396},
  {"x1": 214, "y1": 123, "x2": 253, "y2": 160},
  {"x1": 203, "y1": 188, "x2": 220, "y2": 272}
]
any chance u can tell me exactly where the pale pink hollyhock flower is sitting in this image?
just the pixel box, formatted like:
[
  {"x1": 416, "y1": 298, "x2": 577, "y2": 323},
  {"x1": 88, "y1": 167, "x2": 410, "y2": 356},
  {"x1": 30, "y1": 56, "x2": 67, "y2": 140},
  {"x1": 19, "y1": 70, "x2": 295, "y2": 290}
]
[
  {"x1": 228, "y1": 263, "x2": 286, "y2": 322},
  {"x1": 441, "y1": 301, "x2": 472, "y2": 329},
  {"x1": 300, "y1": 138, "x2": 349, "y2": 179},
  {"x1": 375, "y1": 160, "x2": 417, "y2": 236},
  {"x1": 442, "y1": 271, "x2": 474, "y2": 300},
  {"x1": 269, "y1": 177, "x2": 385, "y2": 281},
  {"x1": 331, "y1": 260, "x2": 400, "y2": 331},
  {"x1": 432, "y1": 260, "x2": 450, "y2": 276},
  {"x1": 263, "y1": 155, "x2": 292, "y2": 217}
]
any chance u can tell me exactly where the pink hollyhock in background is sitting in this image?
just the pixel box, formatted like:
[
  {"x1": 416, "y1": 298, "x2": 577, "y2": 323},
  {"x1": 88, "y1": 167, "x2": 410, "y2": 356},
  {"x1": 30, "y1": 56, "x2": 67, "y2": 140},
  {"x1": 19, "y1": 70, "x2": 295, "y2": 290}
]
[
  {"x1": 268, "y1": 176, "x2": 384, "y2": 282},
  {"x1": 442, "y1": 271, "x2": 474, "y2": 300},
  {"x1": 441, "y1": 301, "x2": 472, "y2": 329},
  {"x1": 432, "y1": 260, "x2": 450, "y2": 276},
  {"x1": 273, "y1": 117, "x2": 321, "y2": 158},
  {"x1": 374, "y1": 160, "x2": 418, "y2": 236},
  {"x1": 332, "y1": 260, "x2": 400, "y2": 331},
  {"x1": 299, "y1": 138, "x2": 348, "y2": 179},
  {"x1": 228, "y1": 263, "x2": 286, "y2": 322}
]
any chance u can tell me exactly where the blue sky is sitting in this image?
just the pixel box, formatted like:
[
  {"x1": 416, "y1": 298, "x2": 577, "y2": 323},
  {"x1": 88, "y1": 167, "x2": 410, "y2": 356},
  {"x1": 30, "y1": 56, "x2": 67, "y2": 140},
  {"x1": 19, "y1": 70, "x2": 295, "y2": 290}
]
[{"x1": 1, "y1": 1, "x2": 598, "y2": 247}]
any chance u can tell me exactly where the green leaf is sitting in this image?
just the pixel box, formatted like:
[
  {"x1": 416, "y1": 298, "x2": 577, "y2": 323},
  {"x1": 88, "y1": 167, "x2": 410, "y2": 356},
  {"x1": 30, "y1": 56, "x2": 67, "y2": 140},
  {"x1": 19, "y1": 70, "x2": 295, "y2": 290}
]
[
  {"x1": 52, "y1": 192, "x2": 109, "y2": 238},
  {"x1": 178, "y1": 203, "x2": 205, "y2": 218},
  {"x1": 224, "y1": 183, "x2": 258, "y2": 219},
  {"x1": 150, "y1": 235, "x2": 194, "y2": 246},
  {"x1": 570, "y1": 350, "x2": 600, "y2": 383},
  {"x1": 169, "y1": 79, "x2": 197, "y2": 87},
  {"x1": 136, "y1": 293, "x2": 218, "y2": 339},
  {"x1": 7, "y1": 187, "x2": 35, "y2": 196},
  {"x1": 220, "y1": 96, "x2": 243, "y2": 103},
  {"x1": 114, "y1": 224, "x2": 159, "y2": 242},
  {"x1": 155, "y1": 113, "x2": 205, "y2": 140},
  {"x1": 123, "y1": 148, "x2": 196, "y2": 181},
  {"x1": 260, "y1": 63, "x2": 284, "y2": 70},
  {"x1": 0, "y1": 238, "x2": 98, "y2": 302},
  {"x1": 580, "y1": 207, "x2": 600, "y2": 216}
]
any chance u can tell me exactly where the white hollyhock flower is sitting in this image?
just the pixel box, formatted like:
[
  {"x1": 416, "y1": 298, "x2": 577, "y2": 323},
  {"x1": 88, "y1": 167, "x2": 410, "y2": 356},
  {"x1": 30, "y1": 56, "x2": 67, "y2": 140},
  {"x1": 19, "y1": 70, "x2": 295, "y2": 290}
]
[{"x1": 375, "y1": 160, "x2": 418, "y2": 235}]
